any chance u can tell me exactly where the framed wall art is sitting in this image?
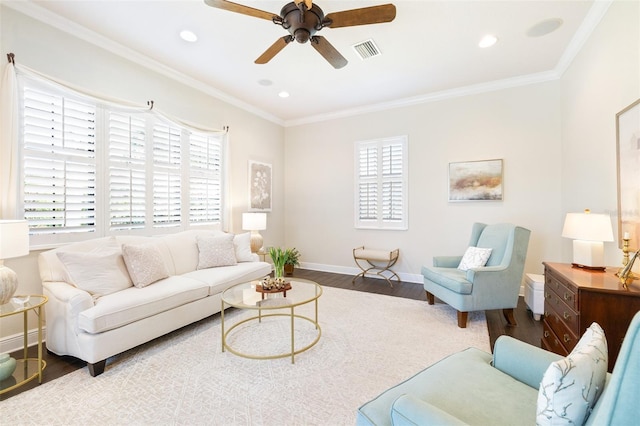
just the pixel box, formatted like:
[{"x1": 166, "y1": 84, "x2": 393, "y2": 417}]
[
  {"x1": 448, "y1": 159, "x2": 503, "y2": 202},
  {"x1": 616, "y1": 98, "x2": 640, "y2": 249},
  {"x1": 248, "y1": 160, "x2": 272, "y2": 212}
]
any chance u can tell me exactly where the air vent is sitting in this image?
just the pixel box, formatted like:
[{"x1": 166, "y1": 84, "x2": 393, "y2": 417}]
[{"x1": 352, "y1": 39, "x2": 381, "y2": 60}]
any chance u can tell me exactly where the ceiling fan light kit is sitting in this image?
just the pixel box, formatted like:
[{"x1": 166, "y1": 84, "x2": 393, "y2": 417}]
[{"x1": 204, "y1": 0, "x2": 396, "y2": 69}]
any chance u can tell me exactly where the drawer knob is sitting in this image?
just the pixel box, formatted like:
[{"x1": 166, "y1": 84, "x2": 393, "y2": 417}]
[
  {"x1": 545, "y1": 311, "x2": 550, "y2": 317},
  {"x1": 545, "y1": 292, "x2": 550, "y2": 299},
  {"x1": 563, "y1": 334, "x2": 571, "y2": 343},
  {"x1": 563, "y1": 312, "x2": 571, "y2": 320},
  {"x1": 544, "y1": 330, "x2": 550, "y2": 338}
]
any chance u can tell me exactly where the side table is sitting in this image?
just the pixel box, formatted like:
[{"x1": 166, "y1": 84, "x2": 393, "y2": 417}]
[{"x1": 0, "y1": 295, "x2": 47, "y2": 395}]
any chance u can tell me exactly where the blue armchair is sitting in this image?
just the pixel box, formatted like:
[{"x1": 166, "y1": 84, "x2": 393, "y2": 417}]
[{"x1": 422, "y1": 223, "x2": 531, "y2": 328}]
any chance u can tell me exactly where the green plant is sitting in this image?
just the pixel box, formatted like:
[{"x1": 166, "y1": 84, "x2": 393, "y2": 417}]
[
  {"x1": 269, "y1": 247, "x2": 287, "y2": 277},
  {"x1": 284, "y1": 248, "x2": 300, "y2": 266}
]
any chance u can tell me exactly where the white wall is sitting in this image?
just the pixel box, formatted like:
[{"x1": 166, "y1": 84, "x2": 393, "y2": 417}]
[
  {"x1": 560, "y1": 0, "x2": 640, "y2": 266},
  {"x1": 285, "y1": 82, "x2": 563, "y2": 281},
  {"x1": 0, "y1": 6, "x2": 284, "y2": 339},
  {"x1": 284, "y1": 0, "x2": 640, "y2": 282}
]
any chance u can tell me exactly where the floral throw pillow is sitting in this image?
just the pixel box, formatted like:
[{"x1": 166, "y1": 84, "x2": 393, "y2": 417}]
[
  {"x1": 122, "y1": 243, "x2": 170, "y2": 288},
  {"x1": 197, "y1": 234, "x2": 238, "y2": 269},
  {"x1": 536, "y1": 322, "x2": 608, "y2": 426},
  {"x1": 457, "y1": 247, "x2": 493, "y2": 271}
]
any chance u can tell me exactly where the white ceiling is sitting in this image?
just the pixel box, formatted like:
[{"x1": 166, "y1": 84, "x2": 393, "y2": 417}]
[{"x1": 8, "y1": 0, "x2": 603, "y2": 125}]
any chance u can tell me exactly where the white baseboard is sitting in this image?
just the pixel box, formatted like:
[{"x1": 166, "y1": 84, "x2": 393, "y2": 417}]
[
  {"x1": 0, "y1": 327, "x2": 46, "y2": 355},
  {"x1": 299, "y1": 262, "x2": 424, "y2": 284}
]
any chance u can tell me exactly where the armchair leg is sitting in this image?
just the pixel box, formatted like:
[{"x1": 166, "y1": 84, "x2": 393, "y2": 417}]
[
  {"x1": 503, "y1": 308, "x2": 517, "y2": 326},
  {"x1": 457, "y1": 311, "x2": 468, "y2": 328},
  {"x1": 426, "y1": 291, "x2": 435, "y2": 305},
  {"x1": 88, "y1": 360, "x2": 106, "y2": 377}
]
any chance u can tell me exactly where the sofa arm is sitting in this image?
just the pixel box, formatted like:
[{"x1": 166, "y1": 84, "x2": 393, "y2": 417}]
[
  {"x1": 433, "y1": 256, "x2": 462, "y2": 268},
  {"x1": 391, "y1": 394, "x2": 468, "y2": 426},
  {"x1": 492, "y1": 335, "x2": 563, "y2": 389}
]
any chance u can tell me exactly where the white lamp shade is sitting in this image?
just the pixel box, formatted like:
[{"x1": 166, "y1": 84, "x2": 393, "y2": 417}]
[
  {"x1": 242, "y1": 213, "x2": 267, "y2": 231},
  {"x1": 562, "y1": 212, "x2": 614, "y2": 242},
  {"x1": 0, "y1": 220, "x2": 29, "y2": 260}
]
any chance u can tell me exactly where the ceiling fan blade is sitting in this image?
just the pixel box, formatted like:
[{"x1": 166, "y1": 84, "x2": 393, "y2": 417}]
[
  {"x1": 311, "y1": 36, "x2": 347, "y2": 69},
  {"x1": 325, "y1": 4, "x2": 396, "y2": 28},
  {"x1": 204, "y1": 0, "x2": 276, "y2": 21},
  {"x1": 255, "y1": 36, "x2": 294, "y2": 64}
]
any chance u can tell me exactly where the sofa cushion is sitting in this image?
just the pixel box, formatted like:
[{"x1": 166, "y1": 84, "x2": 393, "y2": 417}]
[
  {"x1": 234, "y1": 232, "x2": 254, "y2": 262},
  {"x1": 421, "y1": 266, "x2": 472, "y2": 294},
  {"x1": 197, "y1": 234, "x2": 237, "y2": 269},
  {"x1": 457, "y1": 247, "x2": 492, "y2": 271},
  {"x1": 183, "y1": 261, "x2": 272, "y2": 295},
  {"x1": 536, "y1": 322, "x2": 608, "y2": 426},
  {"x1": 77, "y1": 275, "x2": 209, "y2": 334},
  {"x1": 122, "y1": 243, "x2": 170, "y2": 288},
  {"x1": 56, "y1": 250, "x2": 132, "y2": 298}
]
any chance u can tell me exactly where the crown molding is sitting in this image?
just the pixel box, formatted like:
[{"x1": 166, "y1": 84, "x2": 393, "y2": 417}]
[
  {"x1": 284, "y1": 70, "x2": 560, "y2": 127},
  {"x1": 554, "y1": 0, "x2": 613, "y2": 77},
  {"x1": 3, "y1": 1, "x2": 284, "y2": 127}
]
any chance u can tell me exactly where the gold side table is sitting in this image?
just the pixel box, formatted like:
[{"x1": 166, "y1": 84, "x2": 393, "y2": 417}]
[{"x1": 0, "y1": 295, "x2": 47, "y2": 395}]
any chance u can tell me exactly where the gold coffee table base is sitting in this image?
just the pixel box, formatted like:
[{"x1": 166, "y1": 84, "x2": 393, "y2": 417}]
[{"x1": 222, "y1": 312, "x2": 321, "y2": 362}]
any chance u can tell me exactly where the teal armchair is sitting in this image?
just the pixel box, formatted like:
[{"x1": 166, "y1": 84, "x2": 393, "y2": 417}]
[
  {"x1": 422, "y1": 223, "x2": 531, "y2": 328},
  {"x1": 356, "y1": 311, "x2": 640, "y2": 425}
]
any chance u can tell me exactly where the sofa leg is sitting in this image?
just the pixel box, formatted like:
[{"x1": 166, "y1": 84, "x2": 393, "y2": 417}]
[
  {"x1": 457, "y1": 311, "x2": 468, "y2": 328},
  {"x1": 503, "y1": 308, "x2": 517, "y2": 326},
  {"x1": 88, "y1": 360, "x2": 106, "y2": 377},
  {"x1": 426, "y1": 291, "x2": 435, "y2": 305}
]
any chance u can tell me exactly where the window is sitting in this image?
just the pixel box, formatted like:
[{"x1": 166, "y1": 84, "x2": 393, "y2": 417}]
[
  {"x1": 354, "y1": 136, "x2": 408, "y2": 230},
  {"x1": 19, "y1": 80, "x2": 226, "y2": 246}
]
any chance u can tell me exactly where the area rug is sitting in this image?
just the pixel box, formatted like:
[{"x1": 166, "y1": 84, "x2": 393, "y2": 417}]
[{"x1": 2, "y1": 286, "x2": 490, "y2": 425}]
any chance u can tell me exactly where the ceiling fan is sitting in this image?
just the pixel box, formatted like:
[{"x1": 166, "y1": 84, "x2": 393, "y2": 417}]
[{"x1": 204, "y1": 0, "x2": 396, "y2": 69}]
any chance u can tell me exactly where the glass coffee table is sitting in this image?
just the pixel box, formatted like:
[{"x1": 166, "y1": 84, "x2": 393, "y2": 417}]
[{"x1": 221, "y1": 278, "x2": 322, "y2": 363}]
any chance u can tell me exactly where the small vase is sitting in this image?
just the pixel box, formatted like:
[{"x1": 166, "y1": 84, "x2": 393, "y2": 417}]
[
  {"x1": 0, "y1": 353, "x2": 16, "y2": 381},
  {"x1": 274, "y1": 265, "x2": 284, "y2": 279}
]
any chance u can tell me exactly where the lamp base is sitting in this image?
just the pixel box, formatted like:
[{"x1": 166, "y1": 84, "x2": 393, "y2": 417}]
[
  {"x1": 250, "y1": 231, "x2": 263, "y2": 254},
  {"x1": 0, "y1": 264, "x2": 19, "y2": 305},
  {"x1": 572, "y1": 240, "x2": 606, "y2": 271}
]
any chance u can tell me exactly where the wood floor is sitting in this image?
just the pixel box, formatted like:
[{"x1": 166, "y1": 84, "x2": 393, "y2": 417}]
[{"x1": 1, "y1": 268, "x2": 542, "y2": 401}]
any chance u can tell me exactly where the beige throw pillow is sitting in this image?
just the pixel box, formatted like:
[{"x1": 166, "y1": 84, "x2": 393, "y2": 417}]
[
  {"x1": 57, "y1": 250, "x2": 132, "y2": 297},
  {"x1": 122, "y1": 243, "x2": 170, "y2": 288},
  {"x1": 197, "y1": 234, "x2": 237, "y2": 269}
]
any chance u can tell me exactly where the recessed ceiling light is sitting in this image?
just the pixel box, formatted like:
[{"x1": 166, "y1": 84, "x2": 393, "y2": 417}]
[
  {"x1": 180, "y1": 30, "x2": 198, "y2": 43},
  {"x1": 278, "y1": 91, "x2": 290, "y2": 98},
  {"x1": 527, "y1": 18, "x2": 564, "y2": 37},
  {"x1": 479, "y1": 34, "x2": 498, "y2": 48}
]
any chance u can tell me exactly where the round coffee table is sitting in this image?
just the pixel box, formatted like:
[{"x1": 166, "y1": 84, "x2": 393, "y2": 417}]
[{"x1": 220, "y1": 278, "x2": 322, "y2": 363}]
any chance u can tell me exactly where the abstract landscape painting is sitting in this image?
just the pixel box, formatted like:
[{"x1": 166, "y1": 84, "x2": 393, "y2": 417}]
[{"x1": 449, "y1": 159, "x2": 503, "y2": 201}]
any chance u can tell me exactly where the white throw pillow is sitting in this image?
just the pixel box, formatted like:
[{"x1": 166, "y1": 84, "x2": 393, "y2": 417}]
[
  {"x1": 234, "y1": 232, "x2": 254, "y2": 262},
  {"x1": 57, "y1": 251, "x2": 132, "y2": 297},
  {"x1": 457, "y1": 247, "x2": 493, "y2": 271},
  {"x1": 536, "y1": 323, "x2": 608, "y2": 426},
  {"x1": 197, "y1": 234, "x2": 238, "y2": 269},
  {"x1": 122, "y1": 243, "x2": 170, "y2": 288}
]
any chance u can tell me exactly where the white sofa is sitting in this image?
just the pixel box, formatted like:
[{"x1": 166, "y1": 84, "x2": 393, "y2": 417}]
[{"x1": 39, "y1": 230, "x2": 271, "y2": 376}]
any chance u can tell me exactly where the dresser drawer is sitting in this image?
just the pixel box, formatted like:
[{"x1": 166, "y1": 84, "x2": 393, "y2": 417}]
[
  {"x1": 544, "y1": 301, "x2": 579, "y2": 352},
  {"x1": 542, "y1": 321, "x2": 570, "y2": 356},
  {"x1": 545, "y1": 271, "x2": 578, "y2": 311},
  {"x1": 544, "y1": 289, "x2": 580, "y2": 333}
]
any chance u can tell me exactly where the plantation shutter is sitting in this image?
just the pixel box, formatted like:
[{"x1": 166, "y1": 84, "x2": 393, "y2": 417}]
[
  {"x1": 189, "y1": 133, "x2": 222, "y2": 224},
  {"x1": 108, "y1": 112, "x2": 146, "y2": 230},
  {"x1": 22, "y1": 87, "x2": 97, "y2": 239},
  {"x1": 354, "y1": 136, "x2": 408, "y2": 230},
  {"x1": 152, "y1": 123, "x2": 182, "y2": 227}
]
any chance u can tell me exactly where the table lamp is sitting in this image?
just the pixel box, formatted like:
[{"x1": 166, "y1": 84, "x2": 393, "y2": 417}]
[
  {"x1": 562, "y1": 209, "x2": 613, "y2": 271},
  {"x1": 242, "y1": 213, "x2": 266, "y2": 253},
  {"x1": 0, "y1": 220, "x2": 30, "y2": 304}
]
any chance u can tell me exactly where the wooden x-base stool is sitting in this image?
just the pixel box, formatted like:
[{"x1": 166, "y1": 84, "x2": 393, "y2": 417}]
[{"x1": 352, "y1": 246, "x2": 400, "y2": 287}]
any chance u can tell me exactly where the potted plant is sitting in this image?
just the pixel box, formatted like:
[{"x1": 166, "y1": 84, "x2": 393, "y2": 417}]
[
  {"x1": 269, "y1": 247, "x2": 287, "y2": 278},
  {"x1": 283, "y1": 248, "x2": 300, "y2": 276}
]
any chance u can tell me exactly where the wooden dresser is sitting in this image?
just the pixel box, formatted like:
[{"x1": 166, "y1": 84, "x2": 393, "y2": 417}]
[{"x1": 542, "y1": 262, "x2": 640, "y2": 372}]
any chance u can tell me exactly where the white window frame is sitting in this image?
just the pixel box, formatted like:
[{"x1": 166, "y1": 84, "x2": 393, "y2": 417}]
[
  {"x1": 354, "y1": 135, "x2": 408, "y2": 230},
  {"x1": 18, "y1": 76, "x2": 227, "y2": 247}
]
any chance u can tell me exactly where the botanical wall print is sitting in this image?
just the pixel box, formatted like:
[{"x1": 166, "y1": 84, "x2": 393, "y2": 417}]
[
  {"x1": 616, "y1": 98, "x2": 640, "y2": 249},
  {"x1": 449, "y1": 159, "x2": 503, "y2": 201},
  {"x1": 249, "y1": 160, "x2": 272, "y2": 211}
]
